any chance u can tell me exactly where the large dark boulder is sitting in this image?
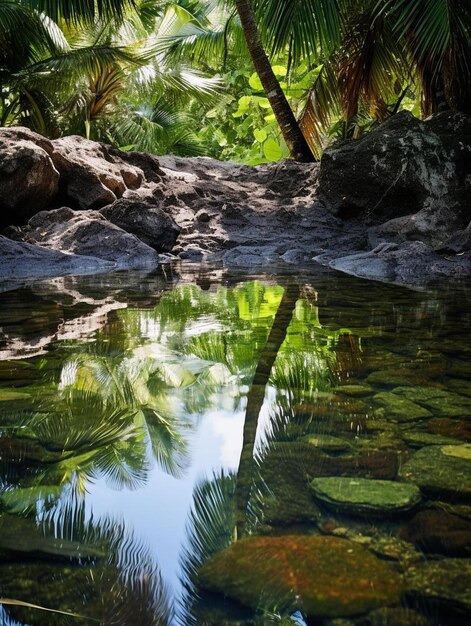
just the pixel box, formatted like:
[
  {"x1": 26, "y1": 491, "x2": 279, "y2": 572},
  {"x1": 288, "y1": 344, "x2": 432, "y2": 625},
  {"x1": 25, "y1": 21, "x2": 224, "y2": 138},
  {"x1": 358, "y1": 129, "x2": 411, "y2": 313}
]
[
  {"x1": 100, "y1": 198, "x2": 180, "y2": 252},
  {"x1": 27, "y1": 208, "x2": 159, "y2": 269},
  {"x1": 0, "y1": 128, "x2": 59, "y2": 228},
  {"x1": 319, "y1": 111, "x2": 471, "y2": 228}
]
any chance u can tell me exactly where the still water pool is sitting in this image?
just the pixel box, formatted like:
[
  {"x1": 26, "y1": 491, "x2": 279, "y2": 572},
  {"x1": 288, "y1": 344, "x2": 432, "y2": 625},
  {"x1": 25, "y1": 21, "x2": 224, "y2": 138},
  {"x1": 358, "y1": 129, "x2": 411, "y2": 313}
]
[{"x1": 0, "y1": 265, "x2": 470, "y2": 626}]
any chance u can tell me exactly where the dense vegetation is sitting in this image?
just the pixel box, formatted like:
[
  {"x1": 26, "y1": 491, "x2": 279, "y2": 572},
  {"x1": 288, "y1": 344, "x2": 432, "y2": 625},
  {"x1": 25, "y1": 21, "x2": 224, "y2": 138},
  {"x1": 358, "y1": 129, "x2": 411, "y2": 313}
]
[{"x1": 1, "y1": 0, "x2": 470, "y2": 163}]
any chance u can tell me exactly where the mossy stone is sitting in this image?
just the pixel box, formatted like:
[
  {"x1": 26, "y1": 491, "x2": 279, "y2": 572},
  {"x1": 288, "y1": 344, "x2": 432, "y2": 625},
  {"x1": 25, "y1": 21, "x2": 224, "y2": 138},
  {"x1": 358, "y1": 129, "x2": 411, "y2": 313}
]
[
  {"x1": 373, "y1": 392, "x2": 431, "y2": 422},
  {"x1": 402, "y1": 431, "x2": 463, "y2": 447},
  {"x1": 199, "y1": 535, "x2": 403, "y2": 618},
  {"x1": 300, "y1": 434, "x2": 351, "y2": 452},
  {"x1": 405, "y1": 559, "x2": 471, "y2": 617},
  {"x1": 393, "y1": 386, "x2": 471, "y2": 417},
  {"x1": 310, "y1": 477, "x2": 421, "y2": 516},
  {"x1": 398, "y1": 444, "x2": 471, "y2": 498},
  {"x1": 334, "y1": 384, "x2": 374, "y2": 397}
]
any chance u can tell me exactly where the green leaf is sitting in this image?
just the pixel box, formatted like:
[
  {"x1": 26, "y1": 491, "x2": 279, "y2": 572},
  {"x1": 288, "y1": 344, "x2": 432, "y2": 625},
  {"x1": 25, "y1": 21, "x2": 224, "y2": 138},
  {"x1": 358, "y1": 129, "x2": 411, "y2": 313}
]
[
  {"x1": 263, "y1": 138, "x2": 282, "y2": 161},
  {"x1": 232, "y1": 95, "x2": 252, "y2": 118},
  {"x1": 272, "y1": 65, "x2": 287, "y2": 77},
  {"x1": 254, "y1": 128, "x2": 267, "y2": 143},
  {"x1": 248, "y1": 72, "x2": 263, "y2": 91}
]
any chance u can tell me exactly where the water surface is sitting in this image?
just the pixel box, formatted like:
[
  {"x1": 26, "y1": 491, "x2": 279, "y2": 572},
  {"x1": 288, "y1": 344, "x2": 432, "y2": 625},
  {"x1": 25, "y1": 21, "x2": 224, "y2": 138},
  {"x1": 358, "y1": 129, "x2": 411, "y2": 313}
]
[{"x1": 1, "y1": 266, "x2": 470, "y2": 626}]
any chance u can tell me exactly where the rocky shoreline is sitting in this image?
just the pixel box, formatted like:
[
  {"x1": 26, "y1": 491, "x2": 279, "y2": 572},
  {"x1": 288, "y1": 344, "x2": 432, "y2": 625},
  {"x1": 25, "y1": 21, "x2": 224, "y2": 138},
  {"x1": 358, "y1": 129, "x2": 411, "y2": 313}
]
[{"x1": 1, "y1": 111, "x2": 470, "y2": 288}]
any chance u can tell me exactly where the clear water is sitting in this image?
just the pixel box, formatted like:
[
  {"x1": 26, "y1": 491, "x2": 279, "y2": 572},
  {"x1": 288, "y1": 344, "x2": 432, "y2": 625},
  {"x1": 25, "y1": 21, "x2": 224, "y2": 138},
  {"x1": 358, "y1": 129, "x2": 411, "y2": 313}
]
[{"x1": 0, "y1": 266, "x2": 470, "y2": 626}]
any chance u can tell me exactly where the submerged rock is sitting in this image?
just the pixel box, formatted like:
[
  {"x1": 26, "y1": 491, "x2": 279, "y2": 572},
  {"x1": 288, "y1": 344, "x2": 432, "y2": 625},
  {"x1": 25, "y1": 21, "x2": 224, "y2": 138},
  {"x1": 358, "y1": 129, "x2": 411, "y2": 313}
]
[
  {"x1": 198, "y1": 535, "x2": 403, "y2": 618},
  {"x1": 399, "y1": 509, "x2": 471, "y2": 556},
  {"x1": 300, "y1": 434, "x2": 351, "y2": 452},
  {"x1": 372, "y1": 391, "x2": 432, "y2": 422},
  {"x1": 367, "y1": 608, "x2": 431, "y2": 626},
  {"x1": 392, "y1": 385, "x2": 471, "y2": 417},
  {"x1": 310, "y1": 477, "x2": 421, "y2": 516},
  {"x1": 405, "y1": 559, "x2": 471, "y2": 618},
  {"x1": 398, "y1": 444, "x2": 471, "y2": 498}
]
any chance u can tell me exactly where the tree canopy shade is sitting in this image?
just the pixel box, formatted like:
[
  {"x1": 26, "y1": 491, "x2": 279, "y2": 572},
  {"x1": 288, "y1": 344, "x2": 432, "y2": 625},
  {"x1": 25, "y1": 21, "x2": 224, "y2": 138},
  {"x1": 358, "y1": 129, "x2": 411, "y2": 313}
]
[{"x1": 1, "y1": 0, "x2": 470, "y2": 162}]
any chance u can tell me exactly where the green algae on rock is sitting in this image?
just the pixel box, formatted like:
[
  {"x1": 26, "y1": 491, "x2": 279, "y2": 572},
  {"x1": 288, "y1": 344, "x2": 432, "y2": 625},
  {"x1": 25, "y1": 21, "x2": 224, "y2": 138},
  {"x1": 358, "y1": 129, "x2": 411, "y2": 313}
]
[
  {"x1": 402, "y1": 430, "x2": 463, "y2": 447},
  {"x1": 372, "y1": 392, "x2": 432, "y2": 422},
  {"x1": 392, "y1": 386, "x2": 471, "y2": 417},
  {"x1": 399, "y1": 444, "x2": 471, "y2": 498},
  {"x1": 198, "y1": 535, "x2": 403, "y2": 618},
  {"x1": 334, "y1": 384, "x2": 374, "y2": 397},
  {"x1": 310, "y1": 477, "x2": 421, "y2": 516},
  {"x1": 405, "y1": 559, "x2": 471, "y2": 618},
  {"x1": 300, "y1": 433, "x2": 351, "y2": 452}
]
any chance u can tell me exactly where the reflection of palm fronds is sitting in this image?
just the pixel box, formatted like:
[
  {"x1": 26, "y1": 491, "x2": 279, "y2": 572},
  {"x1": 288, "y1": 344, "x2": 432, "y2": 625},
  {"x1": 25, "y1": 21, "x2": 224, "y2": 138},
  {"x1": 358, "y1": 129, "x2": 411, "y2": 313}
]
[
  {"x1": 178, "y1": 472, "x2": 236, "y2": 626},
  {"x1": 270, "y1": 350, "x2": 334, "y2": 399},
  {"x1": 2, "y1": 499, "x2": 173, "y2": 626}
]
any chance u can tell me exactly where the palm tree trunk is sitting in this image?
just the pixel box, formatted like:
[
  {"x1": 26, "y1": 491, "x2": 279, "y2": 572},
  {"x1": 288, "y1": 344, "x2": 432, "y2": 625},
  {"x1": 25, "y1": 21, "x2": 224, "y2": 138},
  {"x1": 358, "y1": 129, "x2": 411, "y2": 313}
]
[
  {"x1": 235, "y1": 283, "x2": 300, "y2": 536},
  {"x1": 234, "y1": 0, "x2": 314, "y2": 162}
]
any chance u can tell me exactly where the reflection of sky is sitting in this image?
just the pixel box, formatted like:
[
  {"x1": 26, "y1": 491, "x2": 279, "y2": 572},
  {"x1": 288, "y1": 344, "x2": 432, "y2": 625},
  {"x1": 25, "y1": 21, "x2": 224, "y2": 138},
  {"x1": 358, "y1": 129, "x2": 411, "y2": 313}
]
[{"x1": 86, "y1": 405, "x2": 248, "y2": 617}]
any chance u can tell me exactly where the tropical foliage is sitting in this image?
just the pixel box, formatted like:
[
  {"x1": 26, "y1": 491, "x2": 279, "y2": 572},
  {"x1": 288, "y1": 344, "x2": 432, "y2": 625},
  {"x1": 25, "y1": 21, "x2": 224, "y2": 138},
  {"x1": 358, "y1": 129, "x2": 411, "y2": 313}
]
[{"x1": 1, "y1": 0, "x2": 469, "y2": 161}]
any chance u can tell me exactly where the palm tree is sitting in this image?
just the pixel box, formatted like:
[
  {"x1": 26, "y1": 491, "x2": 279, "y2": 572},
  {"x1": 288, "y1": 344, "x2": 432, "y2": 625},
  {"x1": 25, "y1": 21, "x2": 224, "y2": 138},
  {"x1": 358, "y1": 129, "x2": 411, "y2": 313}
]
[{"x1": 233, "y1": 0, "x2": 314, "y2": 161}]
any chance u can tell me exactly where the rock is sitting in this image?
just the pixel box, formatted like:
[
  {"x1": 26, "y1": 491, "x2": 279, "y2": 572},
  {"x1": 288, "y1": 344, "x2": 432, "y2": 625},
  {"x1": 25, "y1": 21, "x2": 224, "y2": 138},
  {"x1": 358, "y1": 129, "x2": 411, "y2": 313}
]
[
  {"x1": 372, "y1": 391, "x2": 432, "y2": 422},
  {"x1": 334, "y1": 384, "x2": 374, "y2": 397},
  {"x1": 366, "y1": 369, "x2": 423, "y2": 387},
  {"x1": 399, "y1": 509, "x2": 471, "y2": 556},
  {"x1": 446, "y1": 378, "x2": 471, "y2": 398},
  {"x1": 50, "y1": 135, "x2": 145, "y2": 209},
  {"x1": 367, "y1": 608, "x2": 431, "y2": 626},
  {"x1": 319, "y1": 111, "x2": 471, "y2": 230},
  {"x1": 324, "y1": 242, "x2": 471, "y2": 286},
  {"x1": 392, "y1": 385, "x2": 471, "y2": 417},
  {"x1": 405, "y1": 559, "x2": 471, "y2": 618},
  {"x1": 100, "y1": 198, "x2": 180, "y2": 252},
  {"x1": 398, "y1": 444, "x2": 471, "y2": 498},
  {"x1": 427, "y1": 417, "x2": 471, "y2": 442},
  {"x1": 300, "y1": 434, "x2": 352, "y2": 452},
  {"x1": 198, "y1": 536, "x2": 403, "y2": 618},
  {"x1": 0, "y1": 235, "x2": 113, "y2": 281},
  {"x1": 264, "y1": 441, "x2": 399, "y2": 481},
  {"x1": 402, "y1": 430, "x2": 463, "y2": 447},
  {"x1": 108, "y1": 147, "x2": 164, "y2": 183},
  {"x1": 310, "y1": 477, "x2": 421, "y2": 516},
  {"x1": 27, "y1": 208, "x2": 159, "y2": 269},
  {"x1": 0, "y1": 127, "x2": 59, "y2": 227}
]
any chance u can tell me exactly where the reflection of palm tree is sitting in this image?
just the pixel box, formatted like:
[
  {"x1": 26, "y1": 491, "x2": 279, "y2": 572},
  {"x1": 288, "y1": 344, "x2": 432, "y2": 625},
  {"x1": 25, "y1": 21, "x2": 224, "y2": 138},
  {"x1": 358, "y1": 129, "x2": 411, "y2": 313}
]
[
  {"x1": 234, "y1": 283, "x2": 300, "y2": 536},
  {"x1": 0, "y1": 500, "x2": 172, "y2": 626}
]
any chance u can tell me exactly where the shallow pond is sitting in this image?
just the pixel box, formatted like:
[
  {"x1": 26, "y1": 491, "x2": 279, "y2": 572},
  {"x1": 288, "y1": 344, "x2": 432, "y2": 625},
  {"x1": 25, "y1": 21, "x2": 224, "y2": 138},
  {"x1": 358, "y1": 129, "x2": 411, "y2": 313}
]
[{"x1": 0, "y1": 265, "x2": 470, "y2": 626}]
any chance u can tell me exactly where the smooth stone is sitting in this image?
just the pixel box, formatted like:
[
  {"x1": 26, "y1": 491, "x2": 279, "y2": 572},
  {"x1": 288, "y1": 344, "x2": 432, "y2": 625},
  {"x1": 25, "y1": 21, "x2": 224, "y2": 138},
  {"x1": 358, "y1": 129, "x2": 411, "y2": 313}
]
[
  {"x1": 446, "y1": 378, "x2": 471, "y2": 398},
  {"x1": 373, "y1": 392, "x2": 432, "y2": 422},
  {"x1": 399, "y1": 444, "x2": 471, "y2": 498},
  {"x1": 301, "y1": 434, "x2": 351, "y2": 452},
  {"x1": 427, "y1": 417, "x2": 471, "y2": 442},
  {"x1": 367, "y1": 370, "x2": 424, "y2": 387},
  {"x1": 402, "y1": 431, "x2": 464, "y2": 447},
  {"x1": 399, "y1": 510, "x2": 471, "y2": 556},
  {"x1": 392, "y1": 385, "x2": 471, "y2": 417},
  {"x1": 310, "y1": 477, "x2": 421, "y2": 516},
  {"x1": 199, "y1": 536, "x2": 403, "y2": 618},
  {"x1": 367, "y1": 608, "x2": 431, "y2": 626},
  {"x1": 334, "y1": 384, "x2": 374, "y2": 397},
  {"x1": 405, "y1": 559, "x2": 471, "y2": 617}
]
